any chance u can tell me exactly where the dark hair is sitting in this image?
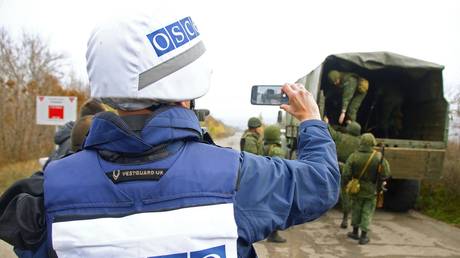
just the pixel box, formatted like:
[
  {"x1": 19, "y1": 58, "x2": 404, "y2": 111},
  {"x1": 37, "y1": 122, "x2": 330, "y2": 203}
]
[
  {"x1": 71, "y1": 115, "x2": 94, "y2": 152},
  {"x1": 80, "y1": 98, "x2": 106, "y2": 117}
]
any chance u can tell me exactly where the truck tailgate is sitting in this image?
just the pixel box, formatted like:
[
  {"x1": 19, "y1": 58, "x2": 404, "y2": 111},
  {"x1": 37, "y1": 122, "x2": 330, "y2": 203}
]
[{"x1": 383, "y1": 147, "x2": 445, "y2": 180}]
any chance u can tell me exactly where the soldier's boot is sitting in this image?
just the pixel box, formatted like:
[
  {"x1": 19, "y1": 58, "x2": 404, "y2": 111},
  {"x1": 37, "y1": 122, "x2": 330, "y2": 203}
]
[
  {"x1": 347, "y1": 227, "x2": 360, "y2": 240},
  {"x1": 267, "y1": 231, "x2": 286, "y2": 243},
  {"x1": 340, "y1": 212, "x2": 349, "y2": 229},
  {"x1": 359, "y1": 231, "x2": 370, "y2": 245}
]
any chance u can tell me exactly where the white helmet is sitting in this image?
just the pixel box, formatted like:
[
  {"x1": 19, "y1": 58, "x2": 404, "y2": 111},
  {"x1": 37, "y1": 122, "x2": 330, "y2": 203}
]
[{"x1": 86, "y1": 10, "x2": 211, "y2": 110}]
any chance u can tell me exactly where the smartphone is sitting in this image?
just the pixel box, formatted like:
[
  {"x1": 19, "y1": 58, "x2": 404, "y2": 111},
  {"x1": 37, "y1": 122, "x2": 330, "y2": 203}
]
[{"x1": 251, "y1": 85, "x2": 289, "y2": 105}]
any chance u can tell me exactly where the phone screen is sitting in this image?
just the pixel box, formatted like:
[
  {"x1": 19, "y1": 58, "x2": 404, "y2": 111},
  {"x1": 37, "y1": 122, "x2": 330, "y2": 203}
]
[{"x1": 251, "y1": 85, "x2": 289, "y2": 105}]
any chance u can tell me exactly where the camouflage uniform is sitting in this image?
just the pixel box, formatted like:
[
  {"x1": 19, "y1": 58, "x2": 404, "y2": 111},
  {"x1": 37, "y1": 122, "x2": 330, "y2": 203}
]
[
  {"x1": 263, "y1": 125, "x2": 285, "y2": 157},
  {"x1": 328, "y1": 121, "x2": 361, "y2": 228},
  {"x1": 241, "y1": 117, "x2": 264, "y2": 154},
  {"x1": 263, "y1": 125, "x2": 287, "y2": 243},
  {"x1": 328, "y1": 70, "x2": 369, "y2": 122},
  {"x1": 343, "y1": 133, "x2": 390, "y2": 244},
  {"x1": 241, "y1": 130, "x2": 263, "y2": 155}
]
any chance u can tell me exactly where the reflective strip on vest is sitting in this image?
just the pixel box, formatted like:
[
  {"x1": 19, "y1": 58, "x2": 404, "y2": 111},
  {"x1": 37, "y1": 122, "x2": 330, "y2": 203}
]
[{"x1": 52, "y1": 203, "x2": 238, "y2": 258}]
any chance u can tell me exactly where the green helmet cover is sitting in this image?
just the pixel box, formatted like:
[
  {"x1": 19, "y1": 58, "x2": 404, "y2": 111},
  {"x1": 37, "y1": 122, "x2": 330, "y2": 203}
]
[
  {"x1": 248, "y1": 117, "x2": 262, "y2": 128},
  {"x1": 345, "y1": 121, "x2": 361, "y2": 136},
  {"x1": 360, "y1": 133, "x2": 377, "y2": 148},
  {"x1": 264, "y1": 125, "x2": 281, "y2": 144}
]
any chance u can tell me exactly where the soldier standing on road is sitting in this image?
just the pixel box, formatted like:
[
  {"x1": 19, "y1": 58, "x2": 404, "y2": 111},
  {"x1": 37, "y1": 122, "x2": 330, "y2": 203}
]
[
  {"x1": 326, "y1": 119, "x2": 362, "y2": 229},
  {"x1": 263, "y1": 125, "x2": 287, "y2": 243},
  {"x1": 343, "y1": 133, "x2": 390, "y2": 244},
  {"x1": 240, "y1": 117, "x2": 264, "y2": 155},
  {"x1": 327, "y1": 70, "x2": 369, "y2": 124}
]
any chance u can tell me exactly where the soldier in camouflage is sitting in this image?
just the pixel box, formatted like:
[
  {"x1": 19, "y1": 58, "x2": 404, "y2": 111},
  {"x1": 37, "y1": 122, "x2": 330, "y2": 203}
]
[
  {"x1": 263, "y1": 125, "x2": 287, "y2": 243},
  {"x1": 327, "y1": 70, "x2": 369, "y2": 124},
  {"x1": 327, "y1": 120, "x2": 362, "y2": 229},
  {"x1": 240, "y1": 117, "x2": 264, "y2": 155},
  {"x1": 342, "y1": 133, "x2": 390, "y2": 245}
]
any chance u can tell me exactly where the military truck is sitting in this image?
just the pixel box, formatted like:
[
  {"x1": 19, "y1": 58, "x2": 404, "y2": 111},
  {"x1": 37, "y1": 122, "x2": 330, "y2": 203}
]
[{"x1": 284, "y1": 52, "x2": 449, "y2": 212}]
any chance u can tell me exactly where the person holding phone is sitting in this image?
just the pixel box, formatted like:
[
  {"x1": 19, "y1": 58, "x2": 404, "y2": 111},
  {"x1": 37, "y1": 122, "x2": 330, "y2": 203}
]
[{"x1": 0, "y1": 10, "x2": 339, "y2": 258}]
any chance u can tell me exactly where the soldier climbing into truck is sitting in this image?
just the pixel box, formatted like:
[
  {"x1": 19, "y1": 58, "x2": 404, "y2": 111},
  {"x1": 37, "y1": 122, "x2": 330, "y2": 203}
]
[
  {"x1": 326, "y1": 70, "x2": 369, "y2": 125},
  {"x1": 283, "y1": 52, "x2": 449, "y2": 212}
]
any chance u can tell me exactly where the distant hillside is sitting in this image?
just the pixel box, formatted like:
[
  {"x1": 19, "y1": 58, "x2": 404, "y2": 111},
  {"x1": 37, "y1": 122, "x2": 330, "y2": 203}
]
[{"x1": 202, "y1": 116, "x2": 236, "y2": 139}]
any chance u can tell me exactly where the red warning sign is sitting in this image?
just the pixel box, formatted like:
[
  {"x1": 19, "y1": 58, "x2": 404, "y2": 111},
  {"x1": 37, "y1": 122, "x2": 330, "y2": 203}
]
[
  {"x1": 48, "y1": 105, "x2": 64, "y2": 119},
  {"x1": 36, "y1": 96, "x2": 77, "y2": 125}
]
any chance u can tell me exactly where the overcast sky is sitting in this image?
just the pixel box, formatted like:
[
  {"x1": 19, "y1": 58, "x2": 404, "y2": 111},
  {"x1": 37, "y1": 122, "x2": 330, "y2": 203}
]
[{"x1": 1, "y1": 0, "x2": 459, "y2": 128}]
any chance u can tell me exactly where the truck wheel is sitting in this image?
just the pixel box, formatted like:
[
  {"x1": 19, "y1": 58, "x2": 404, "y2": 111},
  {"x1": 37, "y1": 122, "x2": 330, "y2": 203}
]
[{"x1": 383, "y1": 179, "x2": 420, "y2": 212}]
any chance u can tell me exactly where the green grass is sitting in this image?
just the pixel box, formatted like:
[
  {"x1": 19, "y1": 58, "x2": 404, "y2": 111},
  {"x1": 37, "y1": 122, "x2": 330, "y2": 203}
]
[
  {"x1": 417, "y1": 180, "x2": 460, "y2": 227},
  {"x1": 415, "y1": 140, "x2": 460, "y2": 227}
]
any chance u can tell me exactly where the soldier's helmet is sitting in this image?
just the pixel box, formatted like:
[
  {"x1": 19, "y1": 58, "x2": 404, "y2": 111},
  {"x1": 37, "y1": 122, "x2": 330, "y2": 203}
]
[
  {"x1": 264, "y1": 125, "x2": 281, "y2": 144},
  {"x1": 248, "y1": 117, "x2": 262, "y2": 129},
  {"x1": 327, "y1": 70, "x2": 341, "y2": 85},
  {"x1": 345, "y1": 121, "x2": 361, "y2": 136},
  {"x1": 360, "y1": 133, "x2": 377, "y2": 147}
]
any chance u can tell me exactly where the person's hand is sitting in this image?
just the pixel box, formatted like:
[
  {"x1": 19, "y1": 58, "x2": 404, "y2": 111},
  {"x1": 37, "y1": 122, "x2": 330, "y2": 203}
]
[
  {"x1": 280, "y1": 83, "x2": 321, "y2": 122},
  {"x1": 323, "y1": 116, "x2": 329, "y2": 124},
  {"x1": 338, "y1": 111, "x2": 346, "y2": 124}
]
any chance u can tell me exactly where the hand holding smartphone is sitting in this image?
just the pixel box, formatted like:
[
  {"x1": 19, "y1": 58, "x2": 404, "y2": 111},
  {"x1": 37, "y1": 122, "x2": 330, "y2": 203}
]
[
  {"x1": 250, "y1": 84, "x2": 321, "y2": 122},
  {"x1": 251, "y1": 85, "x2": 289, "y2": 105}
]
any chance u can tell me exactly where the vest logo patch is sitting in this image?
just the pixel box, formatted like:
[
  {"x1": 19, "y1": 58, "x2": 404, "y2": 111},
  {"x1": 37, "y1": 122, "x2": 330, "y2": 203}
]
[
  {"x1": 149, "y1": 245, "x2": 226, "y2": 258},
  {"x1": 105, "y1": 169, "x2": 167, "y2": 183}
]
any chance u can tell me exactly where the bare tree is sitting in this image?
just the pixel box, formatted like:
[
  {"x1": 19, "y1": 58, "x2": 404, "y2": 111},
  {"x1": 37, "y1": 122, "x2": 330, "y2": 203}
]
[
  {"x1": 0, "y1": 29, "x2": 87, "y2": 164},
  {"x1": 0, "y1": 28, "x2": 65, "y2": 85}
]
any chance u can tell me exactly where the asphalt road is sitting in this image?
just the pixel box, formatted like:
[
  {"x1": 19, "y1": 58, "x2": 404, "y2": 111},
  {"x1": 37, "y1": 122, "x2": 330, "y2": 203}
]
[
  {"x1": 1, "y1": 133, "x2": 459, "y2": 257},
  {"x1": 254, "y1": 209, "x2": 460, "y2": 258}
]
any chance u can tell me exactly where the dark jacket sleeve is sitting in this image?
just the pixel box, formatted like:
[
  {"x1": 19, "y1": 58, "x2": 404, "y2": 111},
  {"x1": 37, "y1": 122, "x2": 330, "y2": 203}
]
[
  {"x1": 0, "y1": 172, "x2": 46, "y2": 251},
  {"x1": 235, "y1": 120, "x2": 340, "y2": 247}
]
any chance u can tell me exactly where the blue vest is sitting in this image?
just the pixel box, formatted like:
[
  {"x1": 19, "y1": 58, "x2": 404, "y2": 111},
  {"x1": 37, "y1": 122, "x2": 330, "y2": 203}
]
[{"x1": 44, "y1": 139, "x2": 240, "y2": 257}]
